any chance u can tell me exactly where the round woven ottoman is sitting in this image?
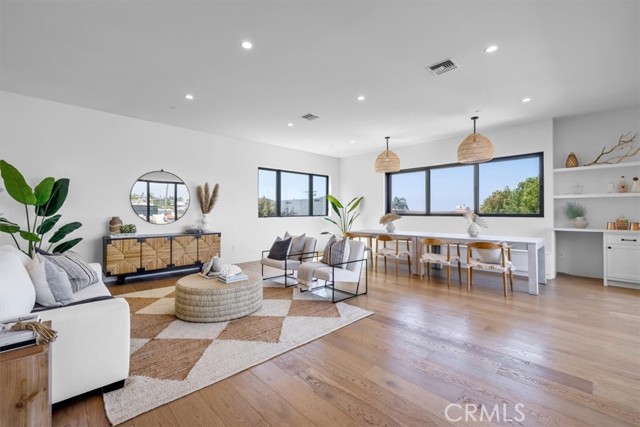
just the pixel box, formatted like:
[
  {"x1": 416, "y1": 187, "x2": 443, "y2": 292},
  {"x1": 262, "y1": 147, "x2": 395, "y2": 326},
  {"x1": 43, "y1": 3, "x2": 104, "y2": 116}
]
[{"x1": 175, "y1": 272, "x2": 263, "y2": 322}]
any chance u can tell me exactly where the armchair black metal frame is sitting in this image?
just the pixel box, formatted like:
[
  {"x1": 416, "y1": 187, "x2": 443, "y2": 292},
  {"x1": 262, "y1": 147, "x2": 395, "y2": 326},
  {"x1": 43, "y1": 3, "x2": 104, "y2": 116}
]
[
  {"x1": 260, "y1": 250, "x2": 317, "y2": 287},
  {"x1": 305, "y1": 257, "x2": 368, "y2": 303}
]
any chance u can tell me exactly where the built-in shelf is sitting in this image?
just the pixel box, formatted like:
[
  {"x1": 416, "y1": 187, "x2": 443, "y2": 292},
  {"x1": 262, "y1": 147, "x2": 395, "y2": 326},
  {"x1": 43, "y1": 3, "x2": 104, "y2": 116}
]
[
  {"x1": 554, "y1": 228, "x2": 640, "y2": 233},
  {"x1": 554, "y1": 161, "x2": 640, "y2": 173},
  {"x1": 554, "y1": 193, "x2": 640, "y2": 199}
]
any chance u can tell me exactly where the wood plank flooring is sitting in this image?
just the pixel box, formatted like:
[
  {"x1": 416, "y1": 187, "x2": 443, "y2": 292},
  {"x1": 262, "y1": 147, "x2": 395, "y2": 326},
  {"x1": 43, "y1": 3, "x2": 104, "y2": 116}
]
[{"x1": 52, "y1": 262, "x2": 640, "y2": 427}]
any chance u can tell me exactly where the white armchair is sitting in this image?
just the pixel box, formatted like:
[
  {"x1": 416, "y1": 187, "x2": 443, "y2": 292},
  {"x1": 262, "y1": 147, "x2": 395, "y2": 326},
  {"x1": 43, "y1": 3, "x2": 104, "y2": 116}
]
[
  {"x1": 297, "y1": 240, "x2": 368, "y2": 302},
  {"x1": 260, "y1": 235, "x2": 317, "y2": 287}
]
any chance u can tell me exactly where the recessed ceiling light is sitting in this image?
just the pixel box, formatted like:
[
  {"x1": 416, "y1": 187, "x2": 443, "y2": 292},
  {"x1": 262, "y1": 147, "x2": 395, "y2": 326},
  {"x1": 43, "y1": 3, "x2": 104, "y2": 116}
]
[
  {"x1": 241, "y1": 41, "x2": 253, "y2": 50},
  {"x1": 185, "y1": 94, "x2": 194, "y2": 100},
  {"x1": 287, "y1": 123, "x2": 294, "y2": 127},
  {"x1": 484, "y1": 45, "x2": 498, "y2": 53},
  {"x1": 357, "y1": 96, "x2": 366, "y2": 101},
  {"x1": 522, "y1": 97, "x2": 532, "y2": 103},
  {"x1": 350, "y1": 140, "x2": 355, "y2": 144}
]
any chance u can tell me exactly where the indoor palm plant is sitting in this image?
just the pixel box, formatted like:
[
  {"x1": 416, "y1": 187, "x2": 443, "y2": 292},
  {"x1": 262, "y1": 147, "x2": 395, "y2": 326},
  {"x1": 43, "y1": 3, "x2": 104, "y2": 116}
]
[
  {"x1": 323, "y1": 195, "x2": 364, "y2": 237},
  {"x1": 0, "y1": 160, "x2": 82, "y2": 256}
]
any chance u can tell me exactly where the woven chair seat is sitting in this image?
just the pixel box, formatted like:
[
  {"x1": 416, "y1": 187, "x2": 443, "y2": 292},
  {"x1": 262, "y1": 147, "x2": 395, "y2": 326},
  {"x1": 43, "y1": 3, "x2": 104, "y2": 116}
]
[
  {"x1": 420, "y1": 253, "x2": 459, "y2": 265},
  {"x1": 468, "y1": 258, "x2": 516, "y2": 272}
]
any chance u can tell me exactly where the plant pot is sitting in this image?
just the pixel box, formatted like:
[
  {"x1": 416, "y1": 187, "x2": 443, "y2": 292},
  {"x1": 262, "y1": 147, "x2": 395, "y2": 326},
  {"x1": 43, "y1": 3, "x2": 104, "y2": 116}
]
[
  {"x1": 385, "y1": 222, "x2": 396, "y2": 233},
  {"x1": 572, "y1": 217, "x2": 589, "y2": 229}
]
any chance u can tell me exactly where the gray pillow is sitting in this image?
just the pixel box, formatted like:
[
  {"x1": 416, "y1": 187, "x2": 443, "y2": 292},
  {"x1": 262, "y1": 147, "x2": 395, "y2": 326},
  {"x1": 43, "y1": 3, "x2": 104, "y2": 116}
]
[
  {"x1": 284, "y1": 232, "x2": 307, "y2": 261},
  {"x1": 44, "y1": 261, "x2": 75, "y2": 303},
  {"x1": 268, "y1": 237, "x2": 292, "y2": 260},
  {"x1": 321, "y1": 237, "x2": 351, "y2": 269},
  {"x1": 321, "y1": 235, "x2": 338, "y2": 264},
  {"x1": 39, "y1": 250, "x2": 99, "y2": 293}
]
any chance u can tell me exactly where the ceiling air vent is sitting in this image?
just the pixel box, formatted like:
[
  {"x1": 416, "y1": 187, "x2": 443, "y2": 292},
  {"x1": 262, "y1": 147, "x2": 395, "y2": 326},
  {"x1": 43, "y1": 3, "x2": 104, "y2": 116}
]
[
  {"x1": 427, "y1": 58, "x2": 458, "y2": 76},
  {"x1": 301, "y1": 113, "x2": 320, "y2": 121}
]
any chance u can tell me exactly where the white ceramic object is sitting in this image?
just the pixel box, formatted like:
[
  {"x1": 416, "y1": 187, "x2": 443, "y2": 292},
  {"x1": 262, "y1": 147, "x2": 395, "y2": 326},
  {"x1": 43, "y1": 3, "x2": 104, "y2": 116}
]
[
  {"x1": 572, "y1": 217, "x2": 589, "y2": 229},
  {"x1": 467, "y1": 222, "x2": 480, "y2": 237},
  {"x1": 200, "y1": 213, "x2": 212, "y2": 232},
  {"x1": 385, "y1": 222, "x2": 396, "y2": 232}
]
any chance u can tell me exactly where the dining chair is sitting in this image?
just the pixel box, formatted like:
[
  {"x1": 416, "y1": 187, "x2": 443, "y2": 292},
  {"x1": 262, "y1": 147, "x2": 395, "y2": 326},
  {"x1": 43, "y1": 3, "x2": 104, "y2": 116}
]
[
  {"x1": 418, "y1": 238, "x2": 461, "y2": 287},
  {"x1": 465, "y1": 241, "x2": 515, "y2": 297},
  {"x1": 374, "y1": 235, "x2": 411, "y2": 277}
]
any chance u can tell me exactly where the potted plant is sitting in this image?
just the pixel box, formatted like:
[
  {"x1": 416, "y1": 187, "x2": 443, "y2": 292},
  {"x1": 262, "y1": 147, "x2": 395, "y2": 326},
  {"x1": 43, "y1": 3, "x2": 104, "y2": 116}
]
[
  {"x1": 0, "y1": 160, "x2": 82, "y2": 256},
  {"x1": 323, "y1": 195, "x2": 364, "y2": 237},
  {"x1": 379, "y1": 212, "x2": 401, "y2": 232},
  {"x1": 564, "y1": 202, "x2": 588, "y2": 228}
]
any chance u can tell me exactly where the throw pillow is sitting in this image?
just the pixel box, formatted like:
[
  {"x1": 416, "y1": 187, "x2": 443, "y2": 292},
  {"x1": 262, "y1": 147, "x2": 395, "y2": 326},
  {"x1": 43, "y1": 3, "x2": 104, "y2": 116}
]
[
  {"x1": 284, "y1": 232, "x2": 307, "y2": 261},
  {"x1": 37, "y1": 250, "x2": 99, "y2": 293},
  {"x1": 475, "y1": 248, "x2": 503, "y2": 264},
  {"x1": 27, "y1": 254, "x2": 74, "y2": 307},
  {"x1": 321, "y1": 236, "x2": 351, "y2": 269},
  {"x1": 267, "y1": 237, "x2": 292, "y2": 260},
  {"x1": 321, "y1": 235, "x2": 338, "y2": 264}
]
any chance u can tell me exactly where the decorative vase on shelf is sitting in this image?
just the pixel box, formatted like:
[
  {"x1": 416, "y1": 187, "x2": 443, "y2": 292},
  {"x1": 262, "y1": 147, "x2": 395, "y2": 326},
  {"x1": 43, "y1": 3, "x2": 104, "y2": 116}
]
[
  {"x1": 631, "y1": 177, "x2": 639, "y2": 193},
  {"x1": 618, "y1": 176, "x2": 628, "y2": 193},
  {"x1": 565, "y1": 152, "x2": 579, "y2": 168},
  {"x1": 467, "y1": 222, "x2": 480, "y2": 237},
  {"x1": 200, "y1": 213, "x2": 213, "y2": 232},
  {"x1": 109, "y1": 216, "x2": 123, "y2": 234},
  {"x1": 385, "y1": 222, "x2": 396, "y2": 233}
]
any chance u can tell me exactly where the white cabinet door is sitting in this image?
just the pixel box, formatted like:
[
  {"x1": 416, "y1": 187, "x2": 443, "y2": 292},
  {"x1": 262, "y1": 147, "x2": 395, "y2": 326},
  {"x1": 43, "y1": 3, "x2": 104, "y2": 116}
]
[{"x1": 606, "y1": 244, "x2": 640, "y2": 283}]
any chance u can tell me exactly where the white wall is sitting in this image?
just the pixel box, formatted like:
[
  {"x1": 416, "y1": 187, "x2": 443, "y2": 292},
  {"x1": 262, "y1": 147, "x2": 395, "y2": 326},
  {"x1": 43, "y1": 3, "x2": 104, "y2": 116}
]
[
  {"x1": 553, "y1": 105, "x2": 640, "y2": 278},
  {"x1": 340, "y1": 119, "x2": 555, "y2": 278},
  {"x1": 0, "y1": 91, "x2": 340, "y2": 266}
]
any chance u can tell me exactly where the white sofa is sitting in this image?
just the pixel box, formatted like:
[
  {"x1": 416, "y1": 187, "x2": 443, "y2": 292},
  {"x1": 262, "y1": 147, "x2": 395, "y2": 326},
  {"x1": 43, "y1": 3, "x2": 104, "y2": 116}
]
[{"x1": 0, "y1": 245, "x2": 130, "y2": 404}]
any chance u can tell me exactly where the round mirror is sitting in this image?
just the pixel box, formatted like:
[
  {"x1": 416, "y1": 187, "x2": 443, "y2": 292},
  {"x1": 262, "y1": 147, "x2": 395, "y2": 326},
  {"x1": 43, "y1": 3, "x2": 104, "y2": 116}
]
[{"x1": 130, "y1": 170, "x2": 190, "y2": 224}]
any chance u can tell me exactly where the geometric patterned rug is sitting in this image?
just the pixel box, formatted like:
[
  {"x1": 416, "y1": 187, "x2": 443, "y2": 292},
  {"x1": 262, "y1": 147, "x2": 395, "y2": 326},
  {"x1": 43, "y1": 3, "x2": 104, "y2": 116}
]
[{"x1": 102, "y1": 280, "x2": 373, "y2": 425}]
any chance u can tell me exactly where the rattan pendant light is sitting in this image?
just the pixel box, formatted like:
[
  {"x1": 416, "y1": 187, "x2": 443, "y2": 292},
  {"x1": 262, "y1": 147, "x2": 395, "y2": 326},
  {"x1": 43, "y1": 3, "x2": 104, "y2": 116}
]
[
  {"x1": 375, "y1": 136, "x2": 401, "y2": 173},
  {"x1": 457, "y1": 116, "x2": 494, "y2": 164}
]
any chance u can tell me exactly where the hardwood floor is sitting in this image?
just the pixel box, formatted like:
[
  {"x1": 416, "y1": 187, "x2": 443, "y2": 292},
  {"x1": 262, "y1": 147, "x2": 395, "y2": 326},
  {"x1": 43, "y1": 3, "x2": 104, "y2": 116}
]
[{"x1": 52, "y1": 263, "x2": 640, "y2": 427}]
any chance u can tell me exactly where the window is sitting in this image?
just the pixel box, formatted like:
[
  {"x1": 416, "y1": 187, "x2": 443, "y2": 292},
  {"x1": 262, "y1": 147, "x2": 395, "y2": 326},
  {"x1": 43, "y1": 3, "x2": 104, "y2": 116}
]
[
  {"x1": 386, "y1": 152, "x2": 543, "y2": 217},
  {"x1": 258, "y1": 168, "x2": 328, "y2": 217}
]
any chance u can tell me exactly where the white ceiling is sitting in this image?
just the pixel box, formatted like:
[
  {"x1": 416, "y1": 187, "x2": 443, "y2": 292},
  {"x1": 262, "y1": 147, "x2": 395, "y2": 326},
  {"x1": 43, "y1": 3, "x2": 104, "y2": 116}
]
[{"x1": 1, "y1": 1, "x2": 639, "y2": 158}]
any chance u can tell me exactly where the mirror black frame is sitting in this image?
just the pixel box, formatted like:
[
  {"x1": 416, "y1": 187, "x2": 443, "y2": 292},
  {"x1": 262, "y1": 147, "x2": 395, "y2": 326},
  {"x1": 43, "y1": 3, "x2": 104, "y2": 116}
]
[{"x1": 130, "y1": 170, "x2": 190, "y2": 224}]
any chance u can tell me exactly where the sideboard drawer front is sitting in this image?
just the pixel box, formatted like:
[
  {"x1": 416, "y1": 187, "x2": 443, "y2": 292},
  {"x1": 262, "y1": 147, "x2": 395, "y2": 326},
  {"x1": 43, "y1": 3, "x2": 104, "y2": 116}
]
[{"x1": 606, "y1": 233, "x2": 640, "y2": 246}]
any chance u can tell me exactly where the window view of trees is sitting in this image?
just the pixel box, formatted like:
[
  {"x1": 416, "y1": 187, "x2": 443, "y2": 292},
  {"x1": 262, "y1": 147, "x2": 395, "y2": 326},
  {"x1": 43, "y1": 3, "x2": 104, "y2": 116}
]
[
  {"x1": 258, "y1": 168, "x2": 328, "y2": 217},
  {"x1": 386, "y1": 153, "x2": 543, "y2": 217}
]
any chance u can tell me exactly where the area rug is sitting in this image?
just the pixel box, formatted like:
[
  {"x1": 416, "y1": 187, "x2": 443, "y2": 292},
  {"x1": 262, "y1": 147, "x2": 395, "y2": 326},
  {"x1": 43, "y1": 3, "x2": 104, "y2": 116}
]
[{"x1": 102, "y1": 280, "x2": 373, "y2": 425}]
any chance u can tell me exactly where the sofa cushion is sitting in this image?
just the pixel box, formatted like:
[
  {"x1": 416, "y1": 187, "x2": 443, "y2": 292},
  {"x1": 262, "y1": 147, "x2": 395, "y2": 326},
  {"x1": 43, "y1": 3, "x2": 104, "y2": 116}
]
[
  {"x1": 321, "y1": 236, "x2": 350, "y2": 269},
  {"x1": 28, "y1": 254, "x2": 74, "y2": 307},
  {"x1": 0, "y1": 246, "x2": 36, "y2": 319},
  {"x1": 267, "y1": 236, "x2": 292, "y2": 260},
  {"x1": 37, "y1": 250, "x2": 99, "y2": 293},
  {"x1": 284, "y1": 232, "x2": 307, "y2": 261}
]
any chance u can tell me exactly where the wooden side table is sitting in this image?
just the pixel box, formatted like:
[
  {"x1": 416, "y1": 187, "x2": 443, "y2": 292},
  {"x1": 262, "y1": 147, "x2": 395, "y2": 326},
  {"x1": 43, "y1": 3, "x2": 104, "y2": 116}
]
[{"x1": 0, "y1": 334, "x2": 51, "y2": 427}]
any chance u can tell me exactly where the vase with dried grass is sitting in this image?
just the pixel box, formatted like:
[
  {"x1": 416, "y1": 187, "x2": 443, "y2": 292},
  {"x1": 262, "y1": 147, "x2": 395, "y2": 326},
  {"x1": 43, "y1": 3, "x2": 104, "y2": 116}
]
[{"x1": 197, "y1": 182, "x2": 219, "y2": 232}]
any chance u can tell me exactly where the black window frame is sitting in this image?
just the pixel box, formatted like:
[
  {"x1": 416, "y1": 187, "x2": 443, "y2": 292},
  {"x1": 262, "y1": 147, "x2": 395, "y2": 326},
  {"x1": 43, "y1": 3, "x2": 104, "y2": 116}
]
[
  {"x1": 258, "y1": 167, "x2": 329, "y2": 218},
  {"x1": 385, "y1": 152, "x2": 544, "y2": 218}
]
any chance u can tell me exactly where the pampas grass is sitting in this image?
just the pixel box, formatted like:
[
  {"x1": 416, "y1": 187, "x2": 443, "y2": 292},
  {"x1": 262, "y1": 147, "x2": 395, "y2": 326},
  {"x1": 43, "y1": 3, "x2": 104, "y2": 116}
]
[{"x1": 196, "y1": 182, "x2": 219, "y2": 214}]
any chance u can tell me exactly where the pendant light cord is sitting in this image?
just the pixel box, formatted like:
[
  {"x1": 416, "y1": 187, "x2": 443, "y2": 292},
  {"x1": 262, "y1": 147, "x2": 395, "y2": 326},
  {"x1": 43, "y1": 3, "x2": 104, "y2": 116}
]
[
  {"x1": 385, "y1": 136, "x2": 390, "y2": 152},
  {"x1": 471, "y1": 116, "x2": 478, "y2": 134}
]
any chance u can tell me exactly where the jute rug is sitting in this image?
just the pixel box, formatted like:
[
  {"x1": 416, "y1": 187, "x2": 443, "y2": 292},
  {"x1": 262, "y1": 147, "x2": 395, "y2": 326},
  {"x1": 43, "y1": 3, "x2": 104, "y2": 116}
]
[{"x1": 102, "y1": 280, "x2": 373, "y2": 425}]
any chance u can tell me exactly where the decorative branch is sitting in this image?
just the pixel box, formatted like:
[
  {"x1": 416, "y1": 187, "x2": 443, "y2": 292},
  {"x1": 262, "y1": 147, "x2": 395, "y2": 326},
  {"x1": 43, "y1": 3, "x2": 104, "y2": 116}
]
[
  {"x1": 584, "y1": 132, "x2": 639, "y2": 166},
  {"x1": 196, "y1": 182, "x2": 219, "y2": 214}
]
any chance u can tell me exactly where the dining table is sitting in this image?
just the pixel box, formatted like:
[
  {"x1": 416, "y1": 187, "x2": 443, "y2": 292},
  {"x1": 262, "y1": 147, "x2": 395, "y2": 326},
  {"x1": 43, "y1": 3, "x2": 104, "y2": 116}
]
[{"x1": 351, "y1": 229, "x2": 546, "y2": 295}]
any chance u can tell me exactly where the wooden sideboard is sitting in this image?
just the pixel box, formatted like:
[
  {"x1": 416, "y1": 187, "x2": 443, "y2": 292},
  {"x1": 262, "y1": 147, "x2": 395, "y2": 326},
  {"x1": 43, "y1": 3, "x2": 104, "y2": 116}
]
[{"x1": 103, "y1": 232, "x2": 221, "y2": 283}]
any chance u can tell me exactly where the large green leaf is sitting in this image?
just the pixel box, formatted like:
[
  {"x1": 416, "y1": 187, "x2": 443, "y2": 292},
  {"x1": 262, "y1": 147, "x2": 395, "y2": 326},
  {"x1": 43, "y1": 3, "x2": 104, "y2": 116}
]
[
  {"x1": 0, "y1": 160, "x2": 36, "y2": 205},
  {"x1": 326, "y1": 194, "x2": 343, "y2": 210},
  {"x1": 347, "y1": 196, "x2": 364, "y2": 213},
  {"x1": 52, "y1": 237, "x2": 82, "y2": 254},
  {"x1": 19, "y1": 230, "x2": 41, "y2": 242},
  {"x1": 37, "y1": 178, "x2": 69, "y2": 217},
  {"x1": 34, "y1": 177, "x2": 55, "y2": 207},
  {"x1": 48, "y1": 221, "x2": 82, "y2": 243},
  {"x1": 0, "y1": 218, "x2": 20, "y2": 234},
  {"x1": 36, "y1": 214, "x2": 61, "y2": 235}
]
